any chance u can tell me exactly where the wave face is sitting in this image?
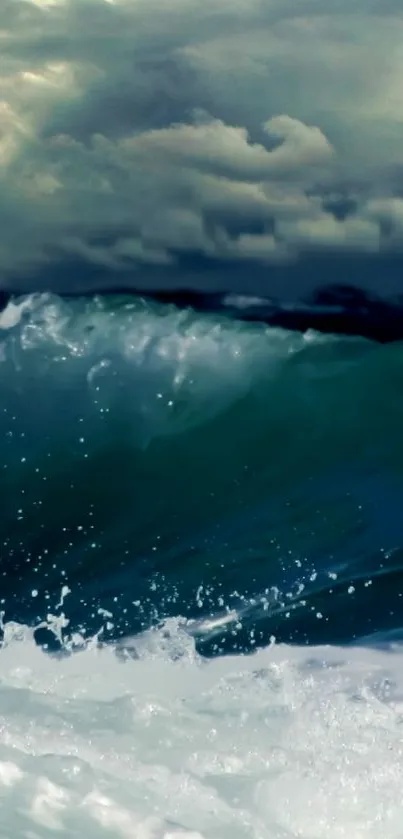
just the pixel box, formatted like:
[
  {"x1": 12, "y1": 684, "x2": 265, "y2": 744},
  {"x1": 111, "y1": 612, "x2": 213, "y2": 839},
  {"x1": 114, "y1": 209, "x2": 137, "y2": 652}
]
[
  {"x1": 1, "y1": 292, "x2": 403, "y2": 836},
  {"x1": 1, "y1": 292, "x2": 403, "y2": 650}
]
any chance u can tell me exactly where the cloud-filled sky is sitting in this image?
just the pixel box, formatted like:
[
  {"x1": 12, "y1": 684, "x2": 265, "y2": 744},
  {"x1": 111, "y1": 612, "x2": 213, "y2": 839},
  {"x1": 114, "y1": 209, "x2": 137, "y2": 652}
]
[{"x1": 2, "y1": 0, "x2": 403, "y2": 300}]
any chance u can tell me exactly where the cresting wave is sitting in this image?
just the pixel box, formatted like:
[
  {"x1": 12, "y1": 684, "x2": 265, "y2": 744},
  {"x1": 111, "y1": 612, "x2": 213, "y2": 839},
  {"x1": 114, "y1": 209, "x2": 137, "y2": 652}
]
[
  {"x1": 1, "y1": 292, "x2": 403, "y2": 838},
  {"x1": 1, "y1": 292, "x2": 403, "y2": 651},
  {"x1": 2, "y1": 283, "x2": 403, "y2": 343}
]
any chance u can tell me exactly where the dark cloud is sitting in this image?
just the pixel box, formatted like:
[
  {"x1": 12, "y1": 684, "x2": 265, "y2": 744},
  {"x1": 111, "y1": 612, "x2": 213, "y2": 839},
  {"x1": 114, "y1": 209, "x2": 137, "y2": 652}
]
[{"x1": 1, "y1": 0, "x2": 403, "y2": 302}]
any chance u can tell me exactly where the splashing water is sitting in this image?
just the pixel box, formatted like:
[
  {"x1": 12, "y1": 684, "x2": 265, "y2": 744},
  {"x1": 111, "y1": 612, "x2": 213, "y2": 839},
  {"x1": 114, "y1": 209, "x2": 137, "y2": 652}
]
[
  {"x1": 0, "y1": 615, "x2": 403, "y2": 839},
  {"x1": 1, "y1": 292, "x2": 403, "y2": 836}
]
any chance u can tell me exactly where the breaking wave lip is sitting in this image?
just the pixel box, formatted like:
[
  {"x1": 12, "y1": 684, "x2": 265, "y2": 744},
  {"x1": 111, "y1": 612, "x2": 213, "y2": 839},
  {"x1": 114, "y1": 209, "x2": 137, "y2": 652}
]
[
  {"x1": 0, "y1": 289, "x2": 358, "y2": 446},
  {"x1": 2, "y1": 282, "x2": 403, "y2": 342},
  {"x1": 0, "y1": 613, "x2": 403, "y2": 838}
]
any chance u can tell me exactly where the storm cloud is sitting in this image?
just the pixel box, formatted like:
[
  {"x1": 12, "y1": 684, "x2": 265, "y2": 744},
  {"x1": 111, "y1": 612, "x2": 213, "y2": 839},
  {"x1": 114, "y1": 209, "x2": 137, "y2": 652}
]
[{"x1": 2, "y1": 0, "x2": 403, "y2": 299}]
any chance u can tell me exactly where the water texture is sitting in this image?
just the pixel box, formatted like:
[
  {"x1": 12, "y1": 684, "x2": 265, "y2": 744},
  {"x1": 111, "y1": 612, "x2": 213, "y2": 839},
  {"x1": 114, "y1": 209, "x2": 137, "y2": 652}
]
[{"x1": 1, "y1": 293, "x2": 403, "y2": 837}]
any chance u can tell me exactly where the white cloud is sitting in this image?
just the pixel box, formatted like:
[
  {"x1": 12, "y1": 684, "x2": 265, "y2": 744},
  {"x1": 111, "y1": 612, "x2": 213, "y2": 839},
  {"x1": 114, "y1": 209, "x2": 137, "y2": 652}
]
[
  {"x1": 1, "y1": 0, "x2": 403, "y2": 293},
  {"x1": 122, "y1": 115, "x2": 333, "y2": 181}
]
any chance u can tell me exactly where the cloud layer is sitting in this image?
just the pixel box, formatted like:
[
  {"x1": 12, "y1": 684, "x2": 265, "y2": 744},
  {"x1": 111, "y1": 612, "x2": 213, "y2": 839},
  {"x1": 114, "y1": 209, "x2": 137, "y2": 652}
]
[{"x1": 2, "y1": 0, "x2": 403, "y2": 298}]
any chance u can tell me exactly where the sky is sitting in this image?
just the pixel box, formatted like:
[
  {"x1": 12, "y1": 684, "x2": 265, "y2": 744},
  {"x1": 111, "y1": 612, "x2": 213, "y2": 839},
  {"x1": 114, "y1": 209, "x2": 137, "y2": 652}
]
[{"x1": 2, "y1": 0, "x2": 403, "y2": 301}]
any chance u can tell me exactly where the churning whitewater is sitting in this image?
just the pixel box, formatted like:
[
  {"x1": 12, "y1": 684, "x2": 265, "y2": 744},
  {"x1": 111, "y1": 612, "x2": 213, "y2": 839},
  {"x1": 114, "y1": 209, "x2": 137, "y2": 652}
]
[
  {"x1": 1, "y1": 618, "x2": 403, "y2": 839},
  {"x1": 1, "y1": 292, "x2": 403, "y2": 837}
]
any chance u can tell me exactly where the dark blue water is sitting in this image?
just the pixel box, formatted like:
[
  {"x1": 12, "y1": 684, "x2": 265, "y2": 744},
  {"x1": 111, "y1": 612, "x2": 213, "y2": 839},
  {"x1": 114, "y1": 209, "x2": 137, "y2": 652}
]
[{"x1": 1, "y1": 292, "x2": 403, "y2": 654}]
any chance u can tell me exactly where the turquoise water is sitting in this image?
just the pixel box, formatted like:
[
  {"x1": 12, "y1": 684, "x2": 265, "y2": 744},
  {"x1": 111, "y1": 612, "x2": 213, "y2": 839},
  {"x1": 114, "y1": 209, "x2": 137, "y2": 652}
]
[
  {"x1": 1, "y1": 292, "x2": 403, "y2": 653},
  {"x1": 1, "y1": 292, "x2": 403, "y2": 838}
]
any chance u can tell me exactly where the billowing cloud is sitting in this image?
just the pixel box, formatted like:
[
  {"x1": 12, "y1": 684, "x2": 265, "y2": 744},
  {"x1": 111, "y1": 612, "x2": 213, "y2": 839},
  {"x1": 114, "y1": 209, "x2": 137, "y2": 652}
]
[{"x1": 1, "y1": 0, "x2": 403, "y2": 298}]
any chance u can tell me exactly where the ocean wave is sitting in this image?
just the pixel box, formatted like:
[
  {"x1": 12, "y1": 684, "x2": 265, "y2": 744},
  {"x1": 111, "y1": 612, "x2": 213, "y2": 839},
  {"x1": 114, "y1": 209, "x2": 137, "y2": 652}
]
[{"x1": 1, "y1": 293, "x2": 403, "y2": 649}]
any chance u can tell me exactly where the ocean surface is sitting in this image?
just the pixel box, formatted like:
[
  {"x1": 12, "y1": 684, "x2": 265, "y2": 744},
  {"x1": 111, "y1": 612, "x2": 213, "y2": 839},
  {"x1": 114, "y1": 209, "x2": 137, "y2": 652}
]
[{"x1": 1, "y1": 292, "x2": 403, "y2": 837}]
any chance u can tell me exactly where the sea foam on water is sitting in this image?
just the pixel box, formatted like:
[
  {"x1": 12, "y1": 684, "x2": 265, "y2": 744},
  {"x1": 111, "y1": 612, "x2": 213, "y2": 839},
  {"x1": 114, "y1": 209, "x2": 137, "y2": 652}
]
[{"x1": 0, "y1": 616, "x2": 402, "y2": 839}]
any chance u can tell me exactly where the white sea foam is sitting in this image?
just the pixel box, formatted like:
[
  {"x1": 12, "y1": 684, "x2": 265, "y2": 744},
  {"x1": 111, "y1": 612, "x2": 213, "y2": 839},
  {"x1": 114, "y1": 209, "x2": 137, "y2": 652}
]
[{"x1": 0, "y1": 617, "x2": 402, "y2": 838}]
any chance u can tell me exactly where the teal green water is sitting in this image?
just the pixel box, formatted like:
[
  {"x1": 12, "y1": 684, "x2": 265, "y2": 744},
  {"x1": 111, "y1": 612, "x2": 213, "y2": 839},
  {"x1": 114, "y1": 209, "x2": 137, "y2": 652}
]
[{"x1": 1, "y1": 292, "x2": 403, "y2": 653}]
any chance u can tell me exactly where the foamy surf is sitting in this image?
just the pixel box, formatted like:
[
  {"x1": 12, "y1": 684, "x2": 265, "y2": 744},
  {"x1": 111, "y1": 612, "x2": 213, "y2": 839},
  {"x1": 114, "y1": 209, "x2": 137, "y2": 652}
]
[
  {"x1": 0, "y1": 616, "x2": 402, "y2": 838},
  {"x1": 1, "y1": 291, "x2": 403, "y2": 838}
]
